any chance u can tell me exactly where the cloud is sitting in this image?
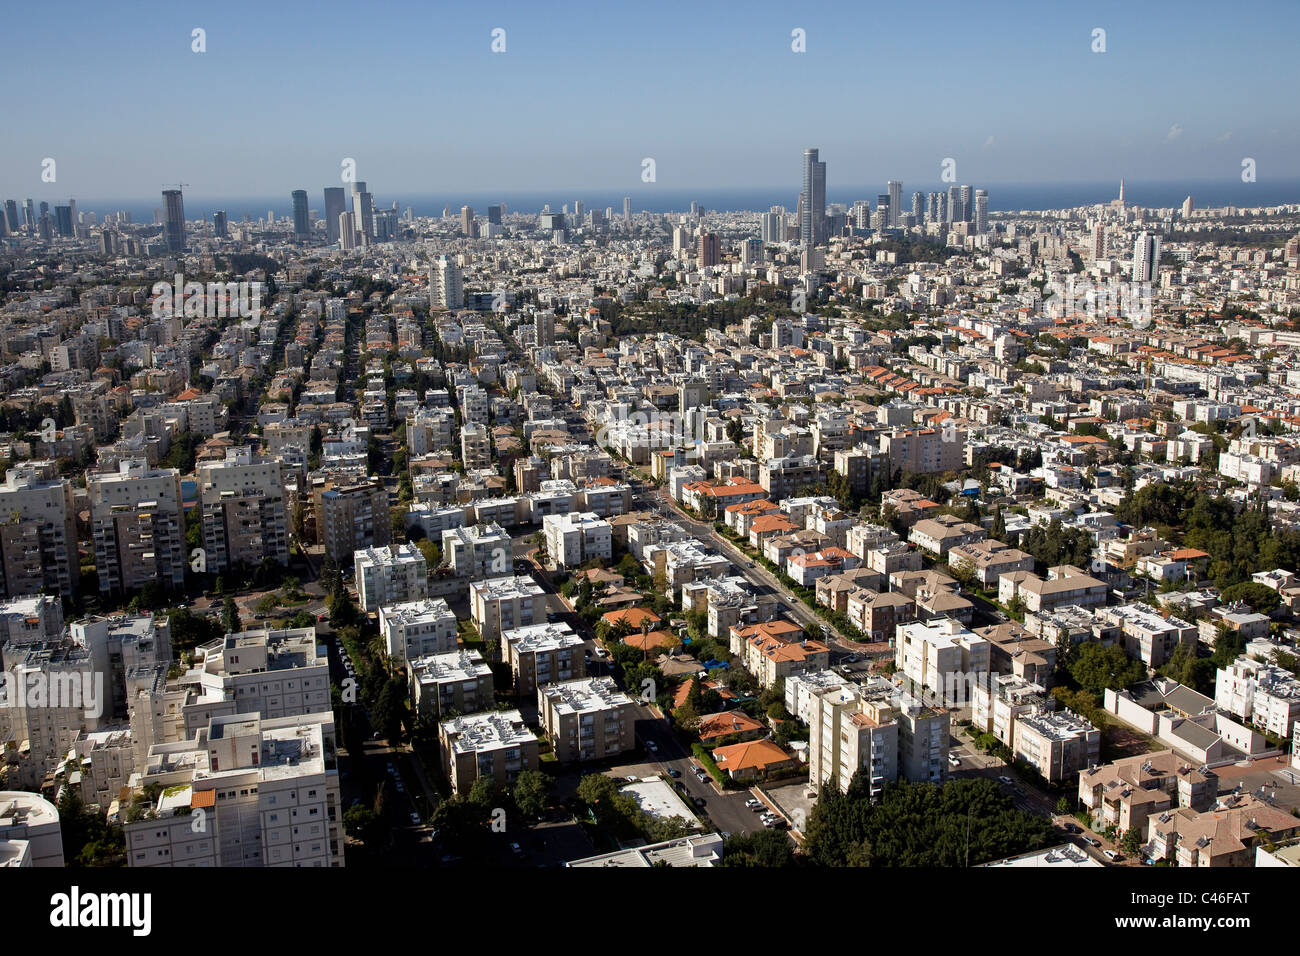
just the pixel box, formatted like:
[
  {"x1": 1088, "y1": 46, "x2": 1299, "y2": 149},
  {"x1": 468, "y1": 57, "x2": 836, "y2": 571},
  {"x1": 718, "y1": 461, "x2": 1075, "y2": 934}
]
[
  {"x1": 983, "y1": 135, "x2": 995, "y2": 149},
  {"x1": 1166, "y1": 124, "x2": 1184, "y2": 141},
  {"x1": 1215, "y1": 131, "x2": 1232, "y2": 143}
]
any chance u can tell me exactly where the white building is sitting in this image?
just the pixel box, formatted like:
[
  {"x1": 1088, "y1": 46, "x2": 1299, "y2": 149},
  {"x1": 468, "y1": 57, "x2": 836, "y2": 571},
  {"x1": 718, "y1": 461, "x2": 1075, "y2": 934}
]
[
  {"x1": 409, "y1": 648, "x2": 493, "y2": 719},
  {"x1": 354, "y1": 544, "x2": 428, "y2": 613},
  {"x1": 470, "y1": 574, "x2": 545, "y2": 641},
  {"x1": 0, "y1": 791, "x2": 64, "y2": 866},
  {"x1": 380, "y1": 598, "x2": 458, "y2": 662},
  {"x1": 442, "y1": 522, "x2": 512, "y2": 580},
  {"x1": 895, "y1": 618, "x2": 989, "y2": 703},
  {"x1": 543, "y1": 511, "x2": 612, "y2": 569}
]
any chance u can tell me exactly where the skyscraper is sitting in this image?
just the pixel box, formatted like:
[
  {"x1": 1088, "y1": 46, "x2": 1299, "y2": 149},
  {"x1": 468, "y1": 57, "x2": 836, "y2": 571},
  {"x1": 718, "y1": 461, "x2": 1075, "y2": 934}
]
[
  {"x1": 760, "y1": 211, "x2": 784, "y2": 243},
  {"x1": 162, "y1": 189, "x2": 186, "y2": 252},
  {"x1": 698, "y1": 232, "x2": 720, "y2": 268},
  {"x1": 338, "y1": 211, "x2": 357, "y2": 250},
  {"x1": 460, "y1": 206, "x2": 475, "y2": 236},
  {"x1": 623, "y1": 197, "x2": 632, "y2": 221},
  {"x1": 800, "y1": 148, "x2": 827, "y2": 247},
  {"x1": 323, "y1": 187, "x2": 346, "y2": 244},
  {"x1": 487, "y1": 204, "x2": 503, "y2": 225},
  {"x1": 911, "y1": 192, "x2": 924, "y2": 225},
  {"x1": 352, "y1": 183, "x2": 373, "y2": 240},
  {"x1": 960, "y1": 185, "x2": 972, "y2": 223},
  {"x1": 23, "y1": 200, "x2": 34, "y2": 229},
  {"x1": 947, "y1": 185, "x2": 961, "y2": 227},
  {"x1": 54, "y1": 206, "x2": 73, "y2": 237},
  {"x1": 1132, "y1": 232, "x2": 1161, "y2": 282},
  {"x1": 887, "y1": 181, "x2": 903, "y2": 227},
  {"x1": 7, "y1": 199, "x2": 23, "y2": 232},
  {"x1": 430, "y1": 255, "x2": 463, "y2": 310},
  {"x1": 1089, "y1": 221, "x2": 1105, "y2": 261},
  {"x1": 292, "y1": 190, "x2": 309, "y2": 238},
  {"x1": 213, "y1": 210, "x2": 228, "y2": 238},
  {"x1": 973, "y1": 189, "x2": 988, "y2": 234}
]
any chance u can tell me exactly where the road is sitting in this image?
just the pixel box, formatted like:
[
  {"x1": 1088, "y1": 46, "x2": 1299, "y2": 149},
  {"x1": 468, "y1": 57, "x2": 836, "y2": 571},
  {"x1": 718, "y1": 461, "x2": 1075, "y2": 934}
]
[{"x1": 631, "y1": 483, "x2": 859, "y2": 654}]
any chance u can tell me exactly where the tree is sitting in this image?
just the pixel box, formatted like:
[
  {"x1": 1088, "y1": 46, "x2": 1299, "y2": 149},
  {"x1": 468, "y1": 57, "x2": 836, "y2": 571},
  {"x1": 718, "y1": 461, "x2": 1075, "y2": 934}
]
[
  {"x1": 1069, "y1": 642, "x2": 1145, "y2": 697},
  {"x1": 1218, "y1": 582, "x2": 1281, "y2": 615},
  {"x1": 222, "y1": 596, "x2": 240, "y2": 634},
  {"x1": 1121, "y1": 825, "x2": 1144, "y2": 856},
  {"x1": 721, "y1": 829, "x2": 795, "y2": 867},
  {"x1": 512, "y1": 770, "x2": 552, "y2": 819}
]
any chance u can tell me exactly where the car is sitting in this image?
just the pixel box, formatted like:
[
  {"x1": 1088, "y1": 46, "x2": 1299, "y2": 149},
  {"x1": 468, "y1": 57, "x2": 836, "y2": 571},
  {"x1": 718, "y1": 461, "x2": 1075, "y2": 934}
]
[
  {"x1": 750, "y1": 803, "x2": 766, "y2": 813},
  {"x1": 668, "y1": 769, "x2": 681, "y2": 778},
  {"x1": 948, "y1": 756, "x2": 961, "y2": 768},
  {"x1": 843, "y1": 655, "x2": 858, "y2": 664},
  {"x1": 645, "y1": 740, "x2": 658, "y2": 753},
  {"x1": 317, "y1": 613, "x2": 328, "y2": 622},
  {"x1": 409, "y1": 813, "x2": 421, "y2": 825},
  {"x1": 624, "y1": 776, "x2": 639, "y2": 783},
  {"x1": 510, "y1": 842, "x2": 524, "y2": 856},
  {"x1": 1102, "y1": 849, "x2": 1121, "y2": 861},
  {"x1": 1063, "y1": 823, "x2": 1081, "y2": 834},
  {"x1": 691, "y1": 796, "x2": 707, "y2": 808},
  {"x1": 1083, "y1": 836, "x2": 1101, "y2": 847},
  {"x1": 998, "y1": 775, "x2": 1013, "y2": 785},
  {"x1": 745, "y1": 799, "x2": 763, "y2": 809},
  {"x1": 720, "y1": 831, "x2": 731, "y2": 840},
  {"x1": 761, "y1": 817, "x2": 776, "y2": 828}
]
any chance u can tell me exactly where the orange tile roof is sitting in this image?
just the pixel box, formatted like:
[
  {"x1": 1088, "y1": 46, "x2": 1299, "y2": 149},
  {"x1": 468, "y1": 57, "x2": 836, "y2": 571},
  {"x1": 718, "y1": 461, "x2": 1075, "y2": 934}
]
[
  {"x1": 712, "y1": 739, "x2": 792, "y2": 772},
  {"x1": 601, "y1": 607, "x2": 661, "y2": 628}
]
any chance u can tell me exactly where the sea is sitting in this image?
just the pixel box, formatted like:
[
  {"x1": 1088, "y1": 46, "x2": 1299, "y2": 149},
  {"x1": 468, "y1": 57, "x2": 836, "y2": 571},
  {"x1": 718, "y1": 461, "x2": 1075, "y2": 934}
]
[{"x1": 71, "y1": 179, "x2": 1300, "y2": 225}]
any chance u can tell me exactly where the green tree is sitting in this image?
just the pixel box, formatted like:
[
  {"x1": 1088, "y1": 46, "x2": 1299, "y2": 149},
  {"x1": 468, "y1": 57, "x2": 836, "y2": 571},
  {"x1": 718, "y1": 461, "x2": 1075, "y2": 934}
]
[
  {"x1": 222, "y1": 596, "x2": 240, "y2": 634},
  {"x1": 512, "y1": 770, "x2": 552, "y2": 819},
  {"x1": 1069, "y1": 643, "x2": 1145, "y2": 697}
]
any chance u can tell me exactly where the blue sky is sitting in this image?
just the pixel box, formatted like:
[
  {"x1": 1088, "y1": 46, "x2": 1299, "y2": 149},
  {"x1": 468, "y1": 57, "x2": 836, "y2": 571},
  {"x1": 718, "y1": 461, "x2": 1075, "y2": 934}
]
[{"x1": 4, "y1": 0, "x2": 1298, "y2": 201}]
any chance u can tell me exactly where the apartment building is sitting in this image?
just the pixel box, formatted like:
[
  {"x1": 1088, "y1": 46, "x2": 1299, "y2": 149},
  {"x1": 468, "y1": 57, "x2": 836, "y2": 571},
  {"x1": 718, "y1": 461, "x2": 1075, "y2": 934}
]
[
  {"x1": 87, "y1": 459, "x2": 185, "y2": 595},
  {"x1": 354, "y1": 544, "x2": 428, "y2": 613},
  {"x1": 971, "y1": 674, "x2": 1051, "y2": 747},
  {"x1": 196, "y1": 448, "x2": 289, "y2": 572},
  {"x1": 947, "y1": 539, "x2": 1034, "y2": 588},
  {"x1": 442, "y1": 522, "x2": 512, "y2": 580},
  {"x1": 409, "y1": 648, "x2": 493, "y2": 719},
  {"x1": 543, "y1": 511, "x2": 612, "y2": 569},
  {"x1": 895, "y1": 618, "x2": 989, "y2": 702},
  {"x1": 1215, "y1": 657, "x2": 1300, "y2": 739},
  {"x1": 0, "y1": 463, "x2": 78, "y2": 598},
  {"x1": 908, "y1": 513, "x2": 986, "y2": 558},
  {"x1": 125, "y1": 711, "x2": 344, "y2": 867},
  {"x1": 880, "y1": 426, "x2": 965, "y2": 475},
  {"x1": 1000, "y1": 565, "x2": 1107, "y2": 616},
  {"x1": 807, "y1": 679, "x2": 899, "y2": 798},
  {"x1": 1077, "y1": 750, "x2": 1216, "y2": 837},
  {"x1": 845, "y1": 588, "x2": 914, "y2": 643},
  {"x1": 538, "y1": 677, "x2": 635, "y2": 763},
  {"x1": 439, "y1": 709, "x2": 539, "y2": 795},
  {"x1": 1147, "y1": 794, "x2": 1300, "y2": 867},
  {"x1": 740, "y1": 631, "x2": 829, "y2": 689},
  {"x1": 315, "y1": 479, "x2": 390, "y2": 563},
  {"x1": 500, "y1": 620, "x2": 584, "y2": 696},
  {"x1": 379, "y1": 598, "x2": 458, "y2": 661},
  {"x1": 1012, "y1": 710, "x2": 1100, "y2": 784},
  {"x1": 190, "y1": 628, "x2": 331, "y2": 721},
  {"x1": 0, "y1": 790, "x2": 64, "y2": 866},
  {"x1": 758, "y1": 454, "x2": 823, "y2": 502},
  {"x1": 1099, "y1": 604, "x2": 1196, "y2": 668},
  {"x1": 470, "y1": 574, "x2": 545, "y2": 642}
]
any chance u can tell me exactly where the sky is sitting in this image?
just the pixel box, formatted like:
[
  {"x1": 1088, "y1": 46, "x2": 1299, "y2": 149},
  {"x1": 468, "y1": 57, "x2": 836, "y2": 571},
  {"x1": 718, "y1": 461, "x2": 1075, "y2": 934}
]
[{"x1": 4, "y1": 0, "x2": 1299, "y2": 203}]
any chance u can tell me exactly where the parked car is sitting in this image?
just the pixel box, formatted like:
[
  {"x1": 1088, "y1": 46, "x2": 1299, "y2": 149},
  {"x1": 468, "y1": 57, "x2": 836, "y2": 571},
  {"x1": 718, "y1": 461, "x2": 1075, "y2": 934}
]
[
  {"x1": 510, "y1": 842, "x2": 524, "y2": 856},
  {"x1": 1102, "y1": 849, "x2": 1121, "y2": 861},
  {"x1": 744, "y1": 799, "x2": 763, "y2": 809},
  {"x1": 998, "y1": 775, "x2": 1013, "y2": 785},
  {"x1": 1083, "y1": 836, "x2": 1101, "y2": 847},
  {"x1": 645, "y1": 740, "x2": 658, "y2": 753},
  {"x1": 948, "y1": 755, "x2": 961, "y2": 768},
  {"x1": 668, "y1": 769, "x2": 681, "y2": 778},
  {"x1": 1063, "y1": 823, "x2": 1081, "y2": 834}
]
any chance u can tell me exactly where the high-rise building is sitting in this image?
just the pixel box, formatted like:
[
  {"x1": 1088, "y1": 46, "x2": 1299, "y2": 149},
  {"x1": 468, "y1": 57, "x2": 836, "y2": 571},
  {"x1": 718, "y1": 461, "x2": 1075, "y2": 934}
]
[
  {"x1": 197, "y1": 448, "x2": 290, "y2": 573},
  {"x1": 1132, "y1": 231, "x2": 1161, "y2": 282},
  {"x1": 535, "y1": 310, "x2": 555, "y2": 348},
  {"x1": 0, "y1": 463, "x2": 79, "y2": 598},
  {"x1": 1181, "y1": 195, "x2": 1194, "y2": 218},
  {"x1": 323, "y1": 187, "x2": 346, "y2": 243},
  {"x1": 338, "y1": 211, "x2": 357, "y2": 250},
  {"x1": 291, "y1": 190, "x2": 309, "y2": 238},
  {"x1": 698, "y1": 232, "x2": 720, "y2": 267},
  {"x1": 23, "y1": 199, "x2": 34, "y2": 229},
  {"x1": 911, "y1": 191, "x2": 924, "y2": 225},
  {"x1": 887, "y1": 181, "x2": 903, "y2": 227},
  {"x1": 960, "y1": 185, "x2": 972, "y2": 223},
  {"x1": 3, "y1": 200, "x2": 17, "y2": 233},
  {"x1": 351, "y1": 183, "x2": 373, "y2": 240},
  {"x1": 429, "y1": 255, "x2": 463, "y2": 310},
  {"x1": 1089, "y1": 221, "x2": 1105, "y2": 261},
  {"x1": 314, "y1": 479, "x2": 390, "y2": 563},
  {"x1": 974, "y1": 189, "x2": 988, "y2": 234},
  {"x1": 800, "y1": 147, "x2": 827, "y2": 247},
  {"x1": 877, "y1": 194, "x2": 890, "y2": 228},
  {"x1": 162, "y1": 189, "x2": 186, "y2": 252},
  {"x1": 460, "y1": 205, "x2": 475, "y2": 236},
  {"x1": 760, "y1": 211, "x2": 783, "y2": 243},
  {"x1": 54, "y1": 206, "x2": 73, "y2": 237},
  {"x1": 623, "y1": 196, "x2": 631, "y2": 221},
  {"x1": 487, "y1": 204, "x2": 503, "y2": 225},
  {"x1": 947, "y1": 185, "x2": 962, "y2": 227},
  {"x1": 87, "y1": 460, "x2": 185, "y2": 595},
  {"x1": 213, "y1": 210, "x2": 228, "y2": 238}
]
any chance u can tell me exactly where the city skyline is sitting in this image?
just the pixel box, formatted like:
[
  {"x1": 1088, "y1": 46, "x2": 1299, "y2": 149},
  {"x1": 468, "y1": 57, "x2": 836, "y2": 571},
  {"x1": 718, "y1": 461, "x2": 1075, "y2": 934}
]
[{"x1": 3, "y1": 0, "x2": 1298, "y2": 198}]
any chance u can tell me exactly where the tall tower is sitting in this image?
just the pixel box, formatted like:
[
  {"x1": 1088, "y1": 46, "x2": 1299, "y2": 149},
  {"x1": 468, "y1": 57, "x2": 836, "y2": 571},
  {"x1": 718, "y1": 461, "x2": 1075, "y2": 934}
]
[
  {"x1": 1132, "y1": 231, "x2": 1160, "y2": 282},
  {"x1": 162, "y1": 188, "x2": 186, "y2": 252},
  {"x1": 623, "y1": 196, "x2": 632, "y2": 221},
  {"x1": 292, "y1": 190, "x2": 309, "y2": 238},
  {"x1": 351, "y1": 182, "x2": 373, "y2": 240},
  {"x1": 973, "y1": 189, "x2": 988, "y2": 234},
  {"x1": 324, "y1": 187, "x2": 346, "y2": 244},
  {"x1": 429, "y1": 255, "x2": 463, "y2": 310},
  {"x1": 887, "y1": 180, "x2": 903, "y2": 227},
  {"x1": 698, "y1": 232, "x2": 720, "y2": 268},
  {"x1": 800, "y1": 147, "x2": 826, "y2": 247},
  {"x1": 213, "y1": 210, "x2": 228, "y2": 239}
]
